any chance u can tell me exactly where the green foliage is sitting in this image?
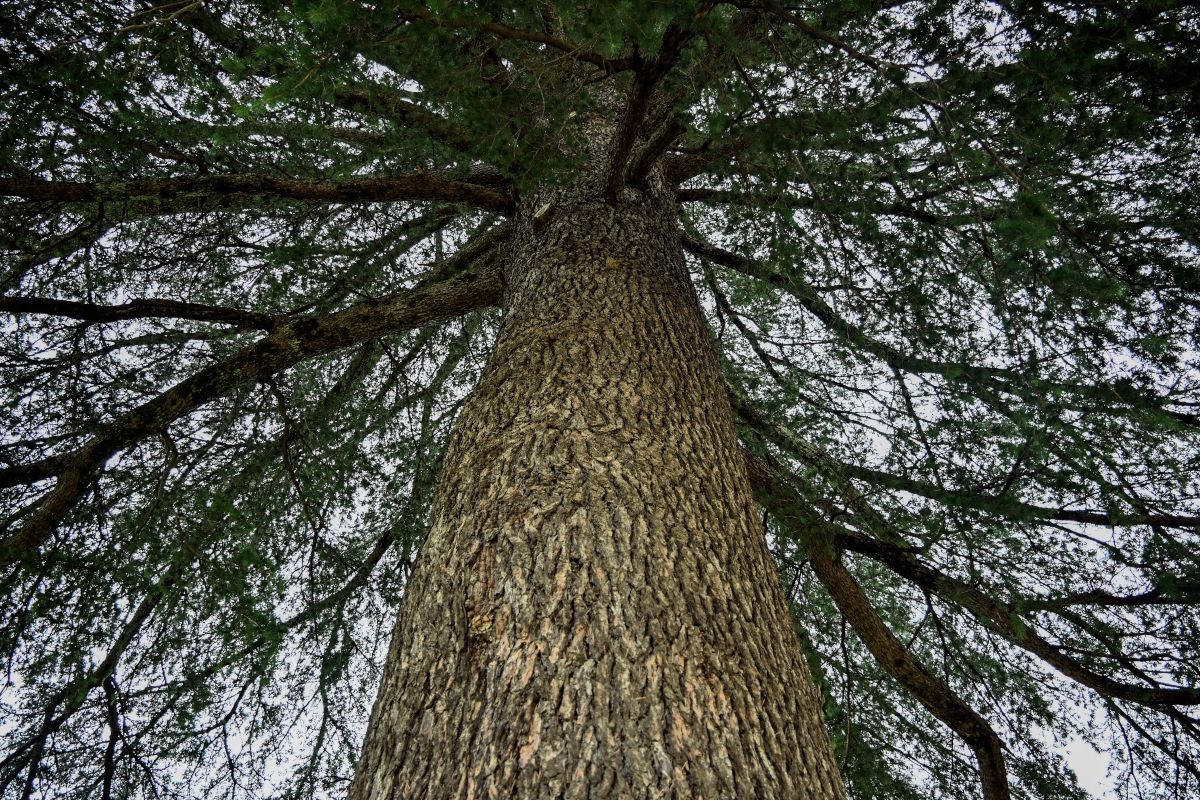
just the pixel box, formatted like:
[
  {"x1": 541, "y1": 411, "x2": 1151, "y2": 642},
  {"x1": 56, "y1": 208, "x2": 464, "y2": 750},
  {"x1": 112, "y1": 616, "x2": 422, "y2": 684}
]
[{"x1": 2, "y1": 1, "x2": 1199, "y2": 799}]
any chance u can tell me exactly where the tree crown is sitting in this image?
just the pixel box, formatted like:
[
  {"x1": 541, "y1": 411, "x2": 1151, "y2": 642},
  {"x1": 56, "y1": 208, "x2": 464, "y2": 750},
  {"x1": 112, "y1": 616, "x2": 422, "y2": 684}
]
[{"x1": 2, "y1": 1, "x2": 1198, "y2": 799}]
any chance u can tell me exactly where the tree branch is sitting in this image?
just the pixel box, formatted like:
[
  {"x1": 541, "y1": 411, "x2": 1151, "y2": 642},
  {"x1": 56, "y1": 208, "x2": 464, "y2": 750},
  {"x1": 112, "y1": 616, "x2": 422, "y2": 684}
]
[
  {"x1": 0, "y1": 296, "x2": 280, "y2": 330},
  {"x1": 739, "y1": 432, "x2": 1200, "y2": 709},
  {"x1": 180, "y1": 5, "x2": 479, "y2": 153},
  {"x1": 0, "y1": 173, "x2": 514, "y2": 214},
  {"x1": 750, "y1": 451, "x2": 1012, "y2": 800},
  {"x1": 758, "y1": 1, "x2": 905, "y2": 75},
  {"x1": 0, "y1": 549, "x2": 187, "y2": 794},
  {"x1": 676, "y1": 186, "x2": 946, "y2": 225},
  {"x1": 687, "y1": 234, "x2": 1200, "y2": 429},
  {"x1": 830, "y1": 526, "x2": 1200, "y2": 707},
  {"x1": 629, "y1": 117, "x2": 686, "y2": 187},
  {"x1": 1019, "y1": 586, "x2": 1199, "y2": 611},
  {"x1": 733, "y1": 391, "x2": 1200, "y2": 530},
  {"x1": 603, "y1": 5, "x2": 714, "y2": 199},
  {"x1": 0, "y1": 225, "x2": 510, "y2": 563}
]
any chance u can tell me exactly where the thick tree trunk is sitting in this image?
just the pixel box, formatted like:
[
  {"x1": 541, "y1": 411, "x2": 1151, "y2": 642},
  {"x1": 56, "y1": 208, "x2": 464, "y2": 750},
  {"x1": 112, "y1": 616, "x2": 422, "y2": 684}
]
[{"x1": 347, "y1": 187, "x2": 845, "y2": 799}]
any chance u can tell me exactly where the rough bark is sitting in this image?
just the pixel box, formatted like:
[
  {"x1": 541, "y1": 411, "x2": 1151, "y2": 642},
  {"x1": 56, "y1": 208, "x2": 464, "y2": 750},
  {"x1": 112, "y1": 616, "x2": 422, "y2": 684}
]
[{"x1": 348, "y1": 187, "x2": 845, "y2": 798}]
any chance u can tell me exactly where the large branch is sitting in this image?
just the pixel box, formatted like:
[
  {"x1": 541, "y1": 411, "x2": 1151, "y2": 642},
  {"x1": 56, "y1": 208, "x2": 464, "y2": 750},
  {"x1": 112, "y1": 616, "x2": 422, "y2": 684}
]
[
  {"x1": 629, "y1": 117, "x2": 686, "y2": 188},
  {"x1": 736, "y1": 397, "x2": 1200, "y2": 709},
  {"x1": 750, "y1": 452, "x2": 1011, "y2": 800},
  {"x1": 831, "y1": 527, "x2": 1200, "y2": 707},
  {"x1": 0, "y1": 173, "x2": 514, "y2": 213},
  {"x1": 0, "y1": 226, "x2": 509, "y2": 564}
]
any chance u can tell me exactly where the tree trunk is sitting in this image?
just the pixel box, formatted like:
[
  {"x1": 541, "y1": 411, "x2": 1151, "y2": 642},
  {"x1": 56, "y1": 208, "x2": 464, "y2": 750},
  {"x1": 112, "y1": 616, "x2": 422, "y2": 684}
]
[{"x1": 347, "y1": 185, "x2": 845, "y2": 799}]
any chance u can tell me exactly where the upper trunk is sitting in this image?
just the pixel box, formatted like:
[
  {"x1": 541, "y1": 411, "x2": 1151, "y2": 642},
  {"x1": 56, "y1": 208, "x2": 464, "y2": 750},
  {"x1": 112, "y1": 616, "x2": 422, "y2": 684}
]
[{"x1": 347, "y1": 184, "x2": 845, "y2": 799}]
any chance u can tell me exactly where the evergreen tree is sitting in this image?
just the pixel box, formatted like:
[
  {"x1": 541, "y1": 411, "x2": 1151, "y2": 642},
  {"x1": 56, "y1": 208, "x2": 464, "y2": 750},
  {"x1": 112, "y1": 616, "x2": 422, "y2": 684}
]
[{"x1": 2, "y1": 2, "x2": 1198, "y2": 798}]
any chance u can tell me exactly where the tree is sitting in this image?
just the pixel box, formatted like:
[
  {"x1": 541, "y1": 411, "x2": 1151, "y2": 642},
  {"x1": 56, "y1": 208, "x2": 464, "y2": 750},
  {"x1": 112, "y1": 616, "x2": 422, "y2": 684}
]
[{"x1": 1, "y1": 0, "x2": 1198, "y2": 798}]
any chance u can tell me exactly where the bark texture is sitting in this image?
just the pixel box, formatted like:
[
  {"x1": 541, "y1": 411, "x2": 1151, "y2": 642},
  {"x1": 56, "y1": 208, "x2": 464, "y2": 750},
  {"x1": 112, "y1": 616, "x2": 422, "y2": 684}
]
[{"x1": 348, "y1": 190, "x2": 844, "y2": 799}]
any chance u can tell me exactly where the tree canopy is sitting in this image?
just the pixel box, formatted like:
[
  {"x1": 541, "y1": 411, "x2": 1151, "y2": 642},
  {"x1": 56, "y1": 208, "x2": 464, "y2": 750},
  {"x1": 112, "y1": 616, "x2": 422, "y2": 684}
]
[{"x1": 2, "y1": 1, "x2": 1199, "y2": 799}]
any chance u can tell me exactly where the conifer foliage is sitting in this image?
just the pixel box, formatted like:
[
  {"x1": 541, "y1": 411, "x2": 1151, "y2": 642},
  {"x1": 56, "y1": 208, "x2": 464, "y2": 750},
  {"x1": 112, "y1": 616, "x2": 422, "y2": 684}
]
[{"x1": 2, "y1": 2, "x2": 1199, "y2": 799}]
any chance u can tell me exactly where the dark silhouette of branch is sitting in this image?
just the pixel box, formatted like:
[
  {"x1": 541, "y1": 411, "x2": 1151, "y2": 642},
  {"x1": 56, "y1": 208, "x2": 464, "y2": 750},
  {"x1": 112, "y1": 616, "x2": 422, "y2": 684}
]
[
  {"x1": 748, "y1": 450, "x2": 1012, "y2": 800},
  {"x1": 830, "y1": 526, "x2": 1200, "y2": 707},
  {"x1": 732, "y1": 391, "x2": 1200, "y2": 530},
  {"x1": 0, "y1": 226, "x2": 510, "y2": 563},
  {"x1": 0, "y1": 296, "x2": 280, "y2": 330},
  {"x1": 739, "y1": 437, "x2": 1200, "y2": 709},
  {"x1": 0, "y1": 173, "x2": 514, "y2": 213},
  {"x1": 687, "y1": 234, "x2": 1200, "y2": 429},
  {"x1": 629, "y1": 117, "x2": 686, "y2": 187},
  {"x1": 603, "y1": 5, "x2": 715, "y2": 199},
  {"x1": 0, "y1": 552, "x2": 187, "y2": 797},
  {"x1": 100, "y1": 677, "x2": 120, "y2": 800},
  {"x1": 2, "y1": 509, "x2": 410, "y2": 794},
  {"x1": 1019, "y1": 586, "x2": 1199, "y2": 610}
]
